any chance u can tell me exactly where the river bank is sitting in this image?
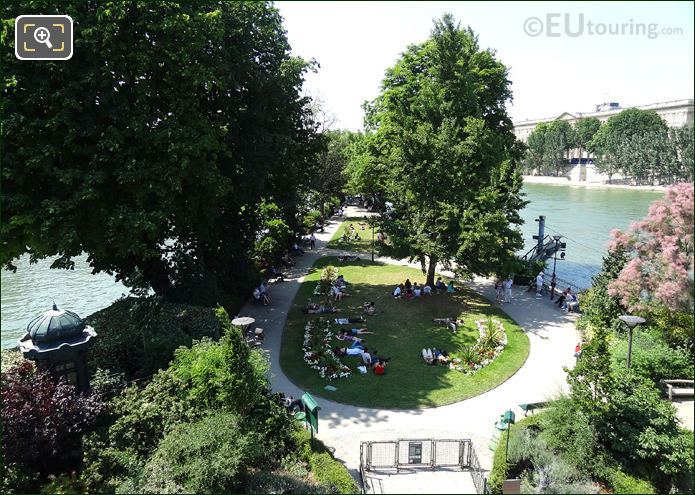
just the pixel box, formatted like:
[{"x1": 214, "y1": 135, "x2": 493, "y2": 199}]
[{"x1": 523, "y1": 175, "x2": 669, "y2": 191}]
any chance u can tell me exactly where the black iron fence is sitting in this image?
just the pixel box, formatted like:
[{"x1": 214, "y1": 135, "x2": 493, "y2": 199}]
[{"x1": 359, "y1": 438, "x2": 489, "y2": 494}]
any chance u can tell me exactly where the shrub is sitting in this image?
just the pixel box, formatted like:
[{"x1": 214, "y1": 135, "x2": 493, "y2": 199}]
[
  {"x1": 609, "y1": 329, "x2": 694, "y2": 383},
  {"x1": 291, "y1": 428, "x2": 359, "y2": 494},
  {"x1": 485, "y1": 415, "x2": 542, "y2": 493},
  {"x1": 607, "y1": 467, "x2": 656, "y2": 494},
  {"x1": 303, "y1": 209, "x2": 323, "y2": 233},
  {"x1": 539, "y1": 397, "x2": 611, "y2": 481},
  {"x1": 86, "y1": 296, "x2": 221, "y2": 379},
  {"x1": 1, "y1": 349, "x2": 28, "y2": 372},
  {"x1": 598, "y1": 368, "x2": 693, "y2": 489},
  {"x1": 1, "y1": 362, "x2": 103, "y2": 475},
  {"x1": 127, "y1": 412, "x2": 259, "y2": 493},
  {"x1": 0, "y1": 462, "x2": 34, "y2": 494},
  {"x1": 246, "y1": 471, "x2": 329, "y2": 494}
]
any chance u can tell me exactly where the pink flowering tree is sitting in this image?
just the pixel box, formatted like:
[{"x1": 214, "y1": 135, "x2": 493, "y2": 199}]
[{"x1": 608, "y1": 183, "x2": 694, "y2": 313}]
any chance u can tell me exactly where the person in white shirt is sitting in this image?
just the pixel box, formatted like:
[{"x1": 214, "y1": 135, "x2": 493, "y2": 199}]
[
  {"x1": 535, "y1": 271, "x2": 544, "y2": 297},
  {"x1": 503, "y1": 278, "x2": 513, "y2": 303},
  {"x1": 393, "y1": 285, "x2": 402, "y2": 298},
  {"x1": 423, "y1": 285, "x2": 432, "y2": 295},
  {"x1": 309, "y1": 233, "x2": 316, "y2": 250},
  {"x1": 332, "y1": 285, "x2": 345, "y2": 301}
]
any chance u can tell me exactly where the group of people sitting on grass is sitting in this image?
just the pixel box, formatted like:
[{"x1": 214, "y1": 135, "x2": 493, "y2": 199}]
[
  {"x1": 252, "y1": 281, "x2": 271, "y2": 306},
  {"x1": 393, "y1": 277, "x2": 455, "y2": 299},
  {"x1": 421, "y1": 348, "x2": 451, "y2": 365},
  {"x1": 333, "y1": 327, "x2": 390, "y2": 375},
  {"x1": 555, "y1": 287, "x2": 580, "y2": 313},
  {"x1": 340, "y1": 223, "x2": 362, "y2": 243}
]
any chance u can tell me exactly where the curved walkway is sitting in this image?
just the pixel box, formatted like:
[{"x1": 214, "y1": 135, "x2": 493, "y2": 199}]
[{"x1": 240, "y1": 208, "x2": 580, "y2": 475}]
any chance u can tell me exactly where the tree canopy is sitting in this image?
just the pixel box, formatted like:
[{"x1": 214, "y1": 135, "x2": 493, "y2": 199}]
[
  {"x1": 348, "y1": 14, "x2": 526, "y2": 284},
  {"x1": 2, "y1": 0, "x2": 322, "y2": 306}
]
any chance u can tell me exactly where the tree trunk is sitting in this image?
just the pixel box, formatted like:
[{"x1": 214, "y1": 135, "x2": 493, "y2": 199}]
[
  {"x1": 141, "y1": 258, "x2": 173, "y2": 297},
  {"x1": 426, "y1": 256, "x2": 437, "y2": 287}
]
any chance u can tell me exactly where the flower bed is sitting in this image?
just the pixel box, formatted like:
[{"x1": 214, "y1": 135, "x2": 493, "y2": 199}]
[
  {"x1": 302, "y1": 320, "x2": 351, "y2": 380},
  {"x1": 450, "y1": 318, "x2": 507, "y2": 375}
]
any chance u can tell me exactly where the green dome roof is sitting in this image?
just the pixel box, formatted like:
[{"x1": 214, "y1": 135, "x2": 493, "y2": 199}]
[{"x1": 26, "y1": 304, "x2": 86, "y2": 343}]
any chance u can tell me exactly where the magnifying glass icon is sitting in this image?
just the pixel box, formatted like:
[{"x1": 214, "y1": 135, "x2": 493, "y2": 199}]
[{"x1": 33, "y1": 26, "x2": 53, "y2": 49}]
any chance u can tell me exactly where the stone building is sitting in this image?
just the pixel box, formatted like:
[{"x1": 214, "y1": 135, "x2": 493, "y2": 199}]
[{"x1": 513, "y1": 99, "x2": 694, "y2": 182}]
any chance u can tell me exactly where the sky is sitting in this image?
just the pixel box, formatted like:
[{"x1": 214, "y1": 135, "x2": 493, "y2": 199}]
[{"x1": 276, "y1": 1, "x2": 694, "y2": 130}]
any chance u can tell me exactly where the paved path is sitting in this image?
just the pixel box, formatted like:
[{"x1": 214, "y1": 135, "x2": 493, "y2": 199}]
[{"x1": 240, "y1": 208, "x2": 580, "y2": 479}]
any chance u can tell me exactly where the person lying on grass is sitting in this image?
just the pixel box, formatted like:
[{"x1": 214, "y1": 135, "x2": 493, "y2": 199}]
[
  {"x1": 360, "y1": 348, "x2": 391, "y2": 366},
  {"x1": 341, "y1": 327, "x2": 373, "y2": 335},
  {"x1": 303, "y1": 302, "x2": 339, "y2": 314},
  {"x1": 422, "y1": 348, "x2": 450, "y2": 365},
  {"x1": 336, "y1": 330, "x2": 363, "y2": 343}
]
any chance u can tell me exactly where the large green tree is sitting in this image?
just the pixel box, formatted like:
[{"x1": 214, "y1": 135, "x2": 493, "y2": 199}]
[
  {"x1": 2, "y1": 1, "x2": 321, "y2": 305},
  {"x1": 358, "y1": 14, "x2": 526, "y2": 285},
  {"x1": 590, "y1": 108, "x2": 668, "y2": 183},
  {"x1": 573, "y1": 117, "x2": 602, "y2": 158}
]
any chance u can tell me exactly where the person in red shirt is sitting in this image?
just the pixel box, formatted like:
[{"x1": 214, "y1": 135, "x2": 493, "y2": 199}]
[{"x1": 373, "y1": 359, "x2": 386, "y2": 375}]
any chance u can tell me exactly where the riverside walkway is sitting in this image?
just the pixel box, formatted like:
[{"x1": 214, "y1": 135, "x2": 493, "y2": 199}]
[{"x1": 240, "y1": 208, "x2": 581, "y2": 484}]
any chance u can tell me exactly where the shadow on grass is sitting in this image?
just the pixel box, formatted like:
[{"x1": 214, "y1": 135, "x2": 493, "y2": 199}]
[{"x1": 280, "y1": 257, "x2": 531, "y2": 411}]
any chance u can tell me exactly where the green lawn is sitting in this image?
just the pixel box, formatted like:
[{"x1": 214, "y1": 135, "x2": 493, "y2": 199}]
[
  {"x1": 280, "y1": 257, "x2": 530, "y2": 409},
  {"x1": 326, "y1": 218, "x2": 376, "y2": 253}
]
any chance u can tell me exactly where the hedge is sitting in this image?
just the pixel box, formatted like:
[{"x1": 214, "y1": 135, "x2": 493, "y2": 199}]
[
  {"x1": 487, "y1": 415, "x2": 542, "y2": 493},
  {"x1": 292, "y1": 429, "x2": 359, "y2": 494}
]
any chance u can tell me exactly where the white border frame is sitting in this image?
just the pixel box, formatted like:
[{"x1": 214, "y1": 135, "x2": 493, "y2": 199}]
[{"x1": 15, "y1": 14, "x2": 73, "y2": 60}]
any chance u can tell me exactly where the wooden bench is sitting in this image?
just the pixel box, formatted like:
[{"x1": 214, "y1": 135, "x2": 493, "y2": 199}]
[
  {"x1": 660, "y1": 379, "x2": 695, "y2": 401},
  {"x1": 519, "y1": 401, "x2": 550, "y2": 416}
]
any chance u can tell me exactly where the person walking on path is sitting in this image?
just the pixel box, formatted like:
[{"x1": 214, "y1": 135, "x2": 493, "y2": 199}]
[
  {"x1": 535, "y1": 271, "x2": 544, "y2": 298},
  {"x1": 309, "y1": 233, "x2": 316, "y2": 250},
  {"x1": 503, "y1": 277, "x2": 513, "y2": 303},
  {"x1": 494, "y1": 280, "x2": 503, "y2": 303}
]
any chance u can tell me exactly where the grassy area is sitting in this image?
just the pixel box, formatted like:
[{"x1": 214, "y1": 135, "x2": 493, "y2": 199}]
[
  {"x1": 326, "y1": 217, "x2": 376, "y2": 253},
  {"x1": 280, "y1": 257, "x2": 530, "y2": 409}
]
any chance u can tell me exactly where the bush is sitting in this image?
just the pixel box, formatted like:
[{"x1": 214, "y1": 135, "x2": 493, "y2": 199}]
[
  {"x1": 598, "y1": 369, "x2": 693, "y2": 489},
  {"x1": 609, "y1": 329, "x2": 694, "y2": 383},
  {"x1": 125, "y1": 412, "x2": 259, "y2": 493},
  {"x1": 1, "y1": 349, "x2": 28, "y2": 372},
  {"x1": 1, "y1": 362, "x2": 103, "y2": 475},
  {"x1": 608, "y1": 467, "x2": 656, "y2": 494},
  {"x1": 539, "y1": 397, "x2": 612, "y2": 481},
  {"x1": 291, "y1": 428, "x2": 359, "y2": 494},
  {"x1": 86, "y1": 296, "x2": 221, "y2": 379},
  {"x1": 246, "y1": 471, "x2": 329, "y2": 494},
  {"x1": 303, "y1": 209, "x2": 323, "y2": 233}
]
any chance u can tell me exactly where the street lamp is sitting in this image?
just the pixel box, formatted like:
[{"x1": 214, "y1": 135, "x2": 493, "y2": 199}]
[
  {"x1": 550, "y1": 235, "x2": 566, "y2": 301},
  {"x1": 618, "y1": 315, "x2": 646, "y2": 369},
  {"x1": 371, "y1": 220, "x2": 375, "y2": 262}
]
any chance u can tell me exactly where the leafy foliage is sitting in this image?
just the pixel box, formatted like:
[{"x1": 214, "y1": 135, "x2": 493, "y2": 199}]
[
  {"x1": 525, "y1": 120, "x2": 576, "y2": 176},
  {"x1": 609, "y1": 183, "x2": 694, "y2": 313},
  {"x1": 576, "y1": 248, "x2": 629, "y2": 338},
  {"x1": 2, "y1": 0, "x2": 321, "y2": 305},
  {"x1": 610, "y1": 329, "x2": 694, "y2": 383},
  {"x1": 120, "y1": 412, "x2": 260, "y2": 494},
  {"x1": 1, "y1": 362, "x2": 103, "y2": 474},
  {"x1": 255, "y1": 202, "x2": 293, "y2": 268},
  {"x1": 86, "y1": 296, "x2": 222, "y2": 379},
  {"x1": 353, "y1": 14, "x2": 526, "y2": 285}
]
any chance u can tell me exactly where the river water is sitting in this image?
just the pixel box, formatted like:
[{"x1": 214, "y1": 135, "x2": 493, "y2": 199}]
[{"x1": 0, "y1": 183, "x2": 663, "y2": 348}]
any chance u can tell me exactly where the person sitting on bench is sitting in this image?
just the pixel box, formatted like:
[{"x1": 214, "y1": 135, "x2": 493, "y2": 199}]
[
  {"x1": 291, "y1": 242, "x2": 305, "y2": 255},
  {"x1": 282, "y1": 253, "x2": 295, "y2": 267},
  {"x1": 555, "y1": 288, "x2": 571, "y2": 307},
  {"x1": 253, "y1": 287, "x2": 270, "y2": 306},
  {"x1": 565, "y1": 293, "x2": 579, "y2": 313}
]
